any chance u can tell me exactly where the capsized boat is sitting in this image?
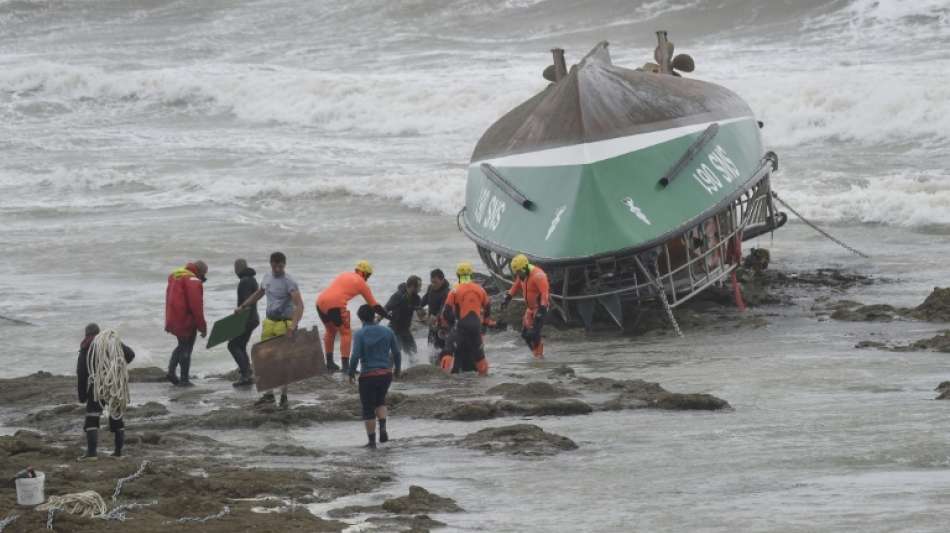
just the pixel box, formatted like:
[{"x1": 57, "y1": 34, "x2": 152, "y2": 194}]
[{"x1": 458, "y1": 32, "x2": 787, "y2": 328}]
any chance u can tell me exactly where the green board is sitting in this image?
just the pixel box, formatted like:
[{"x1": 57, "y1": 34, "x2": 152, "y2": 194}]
[{"x1": 206, "y1": 308, "x2": 251, "y2": 349}]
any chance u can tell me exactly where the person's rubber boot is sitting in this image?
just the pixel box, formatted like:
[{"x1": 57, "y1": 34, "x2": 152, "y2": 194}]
[
  {"x1": 279, "y1": 393, "x2": 289, "y2": 409},
  {"x1": 233, "y1": 372, "x2": 254, "y2": 388},
  {"x1": 81, "y1": 429, "x2": 98, "y2": 460},
  {"x1": 255, "y1": 392, "x2": 275, "y2": 406},
  {"x1": 179, "y1": 357, "x2": 194, "y2": 387},
  {"x1": 378, "y1": 419, "x2": 388, "y2": 443},
  {"x1": 365, "y1": 432, "x2": 377, "y2": 449},
  {"x1": 532, "y1": 340, "x2": 544, "y2": 360},
  {"x1": 325, "y1": 353, "x2": 340, "y2": 372},
  {"x1": 166, "y1": 361, "x2": 180, "y2": 386},
  {"x1": 112, "y1": 429, "x2": 124, "y2": 458},
  {"x1": 341, "y1": 357, "x2": 350, "y2": 374}
]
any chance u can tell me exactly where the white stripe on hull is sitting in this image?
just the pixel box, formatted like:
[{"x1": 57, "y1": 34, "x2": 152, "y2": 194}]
[{"x1": 472, "y1": 116, "x2": 754, "y2": 168}]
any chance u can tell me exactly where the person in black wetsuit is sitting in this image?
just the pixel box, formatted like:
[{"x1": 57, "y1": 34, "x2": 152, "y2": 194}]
[
  {"x1": 384, "y1": 275, "x2": 422, "y2": 357},
  {"x1": 228, "y1": 258, "x2": 259, "y2": 387},
  {"x1": 418, "y1": 269, "x2": 450, "y2": 353},
  {"x1": 77, "y1": 323, "x2": 135, "y2": 459}
]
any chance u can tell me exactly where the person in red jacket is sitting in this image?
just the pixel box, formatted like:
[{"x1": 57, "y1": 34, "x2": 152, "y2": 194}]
[
  {"x1": 164, "y1": 260, "x2": 208, "y2": 386},
  {"x1": 501, "y1": 254, "x2": 550, "y2": 359},
  {"x1": 316, "y1": 260, "x2": 388, "y2": 372}
]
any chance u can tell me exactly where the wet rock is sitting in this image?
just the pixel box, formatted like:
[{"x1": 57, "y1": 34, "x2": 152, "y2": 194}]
[
  {"x1": 261, "y1": 444, "x2": 324, "y2": 458},
  {"x1": 211, "y1": 369, "x2": 243, "y2": 382},
  {"x1": 486, "y1": 381, "x2": 572, "y2": 400},
  {"x1": 367, "y1": 514, "x2": 447, "y2": 532},
  {"x1": 654, "y1": 392, "x2": 731, "y2": 411},
  {"x1": 549, "y1": 365, "x2": 576, "y2": 379},
  {"x1": 399, "y1": 365, "x2": 453, "y2": 383},
  {"x1": 381, "y1": 486, "x2": 463, "y2": 514},
  {"x1": 0, "y1": 430, "x2": 49, "y2": 456},
  {"x1": 855, "y1": 340, "x2": 888, "y2": 349},
  {"x1": 460, "y1": 424, "x2": 578, "y2": 456},
  {"x1": 437, "y1": 402, "x2": 497, "y2": 421},
  {"x1": 497, "y1": 399, "x2": 593, "y2": 417},
  {"x1": 902, "y1": 332, "x2": 950, "y2": 353},
  {"x1": 129, "y1": 366, "x2": 171, "y2": 383},
  {"x1": 575, "y1": 377, "x2": 666, "y2": 399},
  {"x1": 831, "y1": 303, "x2": 899, "y2": 322},
  {"x1": 129, "y1": 401, "x2": 170, "y2": 417},
  {"x1": 0, "y1": 371, "x2": 75, "y2": 406},
  {"x1": 910, "y1": 288, "x2": 950, "y2": 322},
  {"x1": 598, "y1": 395, "x2": 651, "y2": 411},
  {"x1": 743, "y1": 248, "x2": 770, "y2": 272},
  {"x1": 936, "y1": 381, "x2": 950, "y2": 400}
]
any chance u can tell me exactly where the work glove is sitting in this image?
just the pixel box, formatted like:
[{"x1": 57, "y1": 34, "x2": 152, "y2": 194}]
[
  {"x1": 373, "y1": 304, "x2": 391, "y2": 320},
  {"x1": 501, "y1": 293, "x2": 512, "y2": 311},
  {"x1": 535, "y1": 305, "x2": 547, "y2": 321}
]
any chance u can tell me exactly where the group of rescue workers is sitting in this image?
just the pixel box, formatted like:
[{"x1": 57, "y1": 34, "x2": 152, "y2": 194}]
[{"x1": 77, "y1": 251, "x2": 550, "y2": 457}]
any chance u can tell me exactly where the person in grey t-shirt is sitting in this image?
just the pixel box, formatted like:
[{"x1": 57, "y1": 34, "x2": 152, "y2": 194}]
[{"x1": 236, "y1": 251, "x2": 304, "y2": 408}]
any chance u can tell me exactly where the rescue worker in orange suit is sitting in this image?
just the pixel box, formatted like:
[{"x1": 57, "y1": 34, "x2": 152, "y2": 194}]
[
  {"x1": 501, "y1": 254, "x2": 550, "y2": 359},
  {"x1": 316, "y1": 260, "x2": 389, "y2": 372},
  {"x1": 438, "y1": 262, "x2": 490, "y2": 376}
]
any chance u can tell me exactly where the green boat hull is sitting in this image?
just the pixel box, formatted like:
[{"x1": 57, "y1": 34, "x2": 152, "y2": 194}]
[{"x1": 461, "y1": 116, "x2": 765, "y2": 264}]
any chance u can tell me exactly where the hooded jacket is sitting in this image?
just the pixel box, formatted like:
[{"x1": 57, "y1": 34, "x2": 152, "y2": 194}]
[
  {"x1": 236, "y1": 267, "x2": 260, "y2": 332},
  {"x1": 164, "y1": 263, "x2": 207, "y2": 338},
  {"x1": 348, "y1": 323, "x2": 401, "y2": 377},
  {"x1": 385, "y1": 283, "x2": 421, "y2": 333}
]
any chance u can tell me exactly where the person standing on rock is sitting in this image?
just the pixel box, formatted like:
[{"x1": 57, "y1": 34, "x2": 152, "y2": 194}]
[
  {"x1": 439, "y1": 262, "x2": 490, "y2": 375},
  {"x1": 229, "y1": 258, "x2": 259, "y2": 387},
  {"x1": 236, "y1": 251, "x2": 304, "y2": 408},
  {"x1": 418, "y1": 269, "x2": 450, "y2": 354},
  {"x1": 316, "y1": 260, "x2": 390, "y2": 373},
  {"x1": 164, "y1": 260, "x2": 208, "y2": 386},
  {"x1": 78, "y1": 323, "x2": 135, "y2": 459},
  {"x1": 501, "y1": 254, "x2": 550, "y2": 359},
  {"x1": 348, "y1": 304, "x2": 401, "y2": 449},
  {"x1": 384, "y1": 275, "x2": 422, "y2": 358}
]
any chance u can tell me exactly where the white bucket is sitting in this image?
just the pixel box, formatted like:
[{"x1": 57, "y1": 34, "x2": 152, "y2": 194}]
[{"x1": 15, "y1": 471, "x2": 45, "y2": 506}]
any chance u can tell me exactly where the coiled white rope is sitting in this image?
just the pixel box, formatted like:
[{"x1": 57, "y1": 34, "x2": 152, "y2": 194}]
[
  {"x1": 38, "y1": 491, "x2": 109, "y2": 528},
  {"x1": 88, "y1": 330, "x2": 130, "y2": 420}
]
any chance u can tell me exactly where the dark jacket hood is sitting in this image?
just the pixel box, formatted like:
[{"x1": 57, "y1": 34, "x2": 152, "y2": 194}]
[{"x1": 238, "y1": 267, "x2": 257, "y2": 278}]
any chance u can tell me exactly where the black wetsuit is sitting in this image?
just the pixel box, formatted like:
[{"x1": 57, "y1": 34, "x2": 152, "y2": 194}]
[
  {"x1": 420, "y1": 282, "x2": 450, "y2": 349},
  {"x1": 228, "y1": 267, "x2": 260, "y2": 378},
  {"x1": 385, "y1": 283, "x2": 421, "y2": 354}
]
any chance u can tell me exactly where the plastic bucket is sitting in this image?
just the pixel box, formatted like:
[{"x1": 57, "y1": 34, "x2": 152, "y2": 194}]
[{"x1": 15, "y1": 471, "x2": 45, "y2": 506}]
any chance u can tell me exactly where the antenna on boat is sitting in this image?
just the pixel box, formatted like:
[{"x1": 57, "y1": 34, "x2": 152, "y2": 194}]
[
  {"x1": 543, "y1": 48, "x2": 568, "y2": 82},
  {"x1": 654, "y1": 31, "x2": 674, "y2": 74}
]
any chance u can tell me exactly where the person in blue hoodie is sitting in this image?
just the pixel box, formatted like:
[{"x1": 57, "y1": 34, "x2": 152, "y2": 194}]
[{"x1": 348, "y1": 304, "x2": 402, "y2": 449}]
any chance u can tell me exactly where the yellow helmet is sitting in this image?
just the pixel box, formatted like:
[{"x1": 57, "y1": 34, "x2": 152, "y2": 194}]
[
  {"x1": 510, "y1": 254, "x2": 530, "y2": 273},
  {"x1": 355, "y1": 260, "x2": 373, "y2": 275},
  {"x1": 456, "y1": 261, "x2": 474, "y2": 277}
]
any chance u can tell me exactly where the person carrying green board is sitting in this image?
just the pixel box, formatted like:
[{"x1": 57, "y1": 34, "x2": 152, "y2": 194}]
[
  {"x1": 236, "y1": 251, "x2": 304, "y2": 408},
  {"x1": 229, "y1": 258, "x2": 259, "y2": 387}
]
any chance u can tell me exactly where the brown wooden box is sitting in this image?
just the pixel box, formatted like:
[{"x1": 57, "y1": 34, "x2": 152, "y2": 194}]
[{"x1": 251, "y1": 327, "x2": 327, "y2": 391}]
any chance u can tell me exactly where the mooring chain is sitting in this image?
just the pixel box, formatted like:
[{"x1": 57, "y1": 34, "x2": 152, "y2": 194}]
[
  {"x1": 45, "y1": 508, "x2": 57, "y2": 530},
  {"x1": 102, "y1": 500, "x2": 158, "y2": 522},
  {"x1": 167, "y1": 505, "x2": 231, "y2": 524},
  {"x1": 0, "y1": 514, "x2": 19, "y2": 533},
  {"x1": 772, "y1": 192, "x2": 870, "y2": 259},
  {"x1": 112, "y1": 460, "x2": 149, "y2": 502}
]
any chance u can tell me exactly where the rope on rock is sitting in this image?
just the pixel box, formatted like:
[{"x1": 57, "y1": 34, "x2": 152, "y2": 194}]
[
  {"x1": 772, "y1": 192, "x2": 870, "y2": 259},
  {"x1": 112, "y1": 460, "x2": 149, "y2": 502},
  {"x1": 167, "y1": 505, "x2": 231, "y2": 524},
  {"x1": 0, "y1": 514, "x2": 18, "y2": 532},
  {"x1": 88, "y1": 329, "x2": 131, "y2": 420},
  {"x1": 38, "y1": 491, "x2": 108, "y2": 529}
]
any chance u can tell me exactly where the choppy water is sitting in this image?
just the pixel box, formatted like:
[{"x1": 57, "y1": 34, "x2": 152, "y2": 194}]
[{"x1": 2, "y1": 0, "x2": 950, "y2": 530}]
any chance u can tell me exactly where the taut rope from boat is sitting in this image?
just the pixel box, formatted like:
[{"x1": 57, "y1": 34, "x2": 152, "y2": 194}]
[{"x1": 772, "y1": 192, "x2": 870, "y2": 259}]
